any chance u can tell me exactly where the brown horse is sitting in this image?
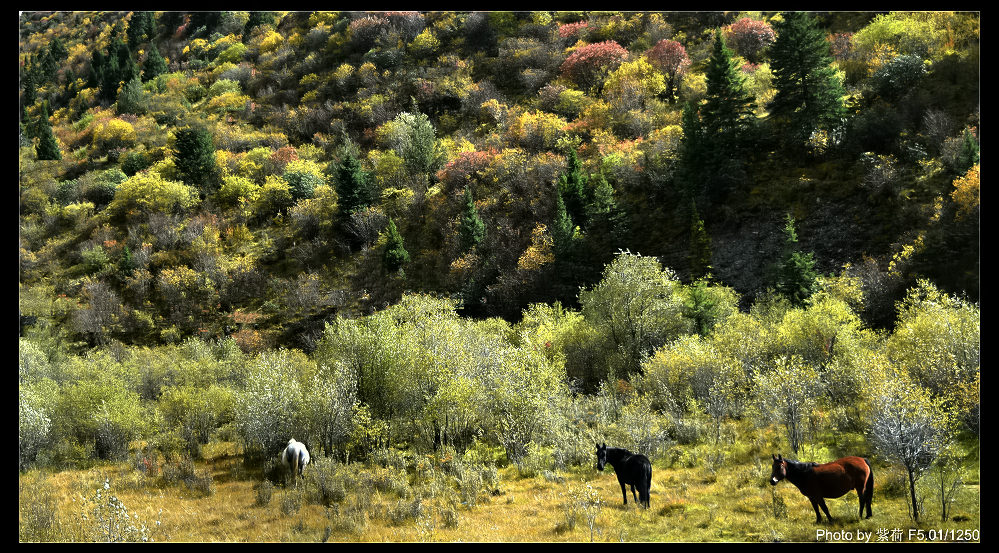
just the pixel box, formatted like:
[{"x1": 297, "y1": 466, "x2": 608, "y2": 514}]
[{"x1": 769, "y1": 454, "x2": 874, "y2": 523}]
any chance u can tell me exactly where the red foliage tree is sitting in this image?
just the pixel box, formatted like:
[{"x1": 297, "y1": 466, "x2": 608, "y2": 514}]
[
  {"x1": 646, "y1": 39, "x2": 691, "y2": 104},
  {"x1": 723, "y1": 17, "x2": 776, "y2": 62},
  {"x1": 436, "y1": 149, "x2": 496, "y2": 191},
  {"x1": 559, "y1": 40, "x2": 629, "y2": 91}
]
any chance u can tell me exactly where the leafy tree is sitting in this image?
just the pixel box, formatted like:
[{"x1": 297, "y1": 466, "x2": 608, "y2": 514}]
[
  {"x1": 235, "y1": 350, "x2": 308, "y2": 461},
  {"x1": 580, "y1": 252, "x2": 690, "y2": 379},
  {"x1": 458, "y1": 185, "x2": 486, "y2": 253},
  {"x1": 869, "y1": 54, "x2": 926, "y2": 101},
  {"x1": 952, "y1": 128, "x2": 980, "y2": 176},
  {"x1": 775, "y1": 214, "x2": 819, "y2": 307},
  {"x1": 282, "y1": 159, "x2": 325, "y2": 201},
  {"x1": 34, "y1": 101, "x2": 61, "y2": 161},
  {"x1": 950, "y1": 164, "x2": 980, "y2": 219},
  {"x1": 383, "y1": 218, "x2": 410, "y2": 274},
  {"x1": 866, "y1": 367, "x2": 955, "y2": 522},
  {"x1": 559, "y1": 40, "x2": 629, "y2": 92},
  {"x1": 243, "y1": 11, "x2": 275, "y2": 39},
  {"x1": 886, "y1": 280, "x2": 980, "y2": 423},
  {"x1": 723, "y1": 17, "x2": 776, "y2": 63},
  {"x1": 116, "y1": 77, "x2": 148, "y2": 115},
  {"x1": 768, "y1": 12, "x2": 847, "y2": 151},
  {"x1": 19, "y1": 382, "x2": 53, "y2": 470},
  {"x1": 107, "y1": 171, "x2": 199, "y2": 217},
  {"x1": 173, "y1": 126, "x2": 221, "y2": 198},
  {"x1": 755, "y1": 355, "x2": 822, "y2": 455},
  {"x1": 646, "y1": 39, "x2": 691, "y2": 104},
  {"x1": 683, "y1": 279, "x2": 737, "y2": 337},
  {"x1": 92, "y1": 118, "x2": 137, "y2": 160}
]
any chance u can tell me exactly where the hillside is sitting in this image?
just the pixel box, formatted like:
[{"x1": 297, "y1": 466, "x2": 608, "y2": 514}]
[
  {"x1": 19, "y1": 11, "x2": 979, "y2": 543},
  {"x1": 19, "y1": 11, "x2": 980, "y2": 350}
]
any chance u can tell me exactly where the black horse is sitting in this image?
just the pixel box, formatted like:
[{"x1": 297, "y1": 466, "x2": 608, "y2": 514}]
[
  {"x1": 596, "y1": 443, "x2": 652, "y2": 508},
  {"x1": 770, "y1": 454, "x2": 874, "y2": 523}
]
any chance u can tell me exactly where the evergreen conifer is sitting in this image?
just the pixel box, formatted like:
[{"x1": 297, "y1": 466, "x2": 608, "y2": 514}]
[
  {"x1": 459, "y1": 185, "x2": 486, "y2": 252},
  {"x1": 35, "y1": 101, "x2": 61, "y2": 161},
  {"x1": 768, "y1": 11, "x2": 847, "y2": 150}
]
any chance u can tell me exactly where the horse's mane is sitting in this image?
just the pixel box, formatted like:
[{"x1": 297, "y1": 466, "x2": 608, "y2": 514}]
[{"x1": 784, "y1": 458, "x2": 818, "y2": 473}]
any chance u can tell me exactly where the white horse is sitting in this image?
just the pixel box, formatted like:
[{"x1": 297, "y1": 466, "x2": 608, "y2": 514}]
[{"x1": 281, "y1": 439, "x2": 310, "y2": 486}]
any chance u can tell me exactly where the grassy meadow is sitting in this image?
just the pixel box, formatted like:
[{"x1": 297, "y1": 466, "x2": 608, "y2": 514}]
[{"x1": 19, "y1": 425, "x2": 980, "y2": 543}]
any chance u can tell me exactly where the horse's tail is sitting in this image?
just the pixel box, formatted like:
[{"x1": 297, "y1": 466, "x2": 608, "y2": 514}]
[
  {"x1": 298, "y1": 447, "x2": 308, "y2": 477},
  {"x1": 289, "y1": 446, "x2": 300, "y2": 485},
  {"x1": 863, "y1": 457, "x2": 874, "y2": 514},
  {"x1": 642, "y1": 459, "x2": 653, "y2": 507}
]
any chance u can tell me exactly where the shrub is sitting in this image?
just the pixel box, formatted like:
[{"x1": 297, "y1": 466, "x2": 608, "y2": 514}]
[
  {"x1": 120, "y1": 151, "x2": 151, "y2": 176},
  {"x1": 19, "y1": 384, "x2": 54, "y2": 470},
  {"x1": 255, "y1": 480, "x2": 274, "y2": 506},
  {"x1": 80, "y1": 478, "x2": 158, "y2": 542}
]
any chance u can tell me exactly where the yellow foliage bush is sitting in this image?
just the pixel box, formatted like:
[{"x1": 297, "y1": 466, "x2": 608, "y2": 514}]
[{"x1": 951, "y1": 164, "x2": 979, "y2": 218}]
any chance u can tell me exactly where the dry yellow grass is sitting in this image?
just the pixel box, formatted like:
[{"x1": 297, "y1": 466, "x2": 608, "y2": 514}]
[{"x1": 20, "y1": 442, "x2": 980, "y2": 543}]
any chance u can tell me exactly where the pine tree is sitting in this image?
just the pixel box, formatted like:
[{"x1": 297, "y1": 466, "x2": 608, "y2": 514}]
[
  {"x1": 127, "y1": 12, "x2": 147, "y2": 49},
  {"x1": 458, "y1": 185, "x2": 486, "y2": 252},
  {"x1": 694, "y1": 31, "x2": 756, "y2": 207},
  {"x1": 142, "y1": 42, "x2": 168, "y2": 82},
  {"x1": 676, "y1": 101, "x2": 707, "y2": 204},
  {"x1": 776, "y1": 214, "x2": 819, "y2": 306},
  {"x1": 688, "y1": 203, "x2": 713, "y2": 280},
  {"x1": 953, "y1": 128, "x2": 980, "y2": 175},
  {"x1": 21, "y1": 70, "x2": 37, "y2": 109},
  {"x1": 118, "y1": 245, "x2": 135, "y2": 277},
  {"x1": 50, "y1": 36, "x2": 69, "y2": 61},
  {"x1": 551, "y1": 188, "x2": 575, "y2": 257},
  {"x1": 35, "y1": 101, "x2": 61, "y2": 161},
  {"x1": 584, "y1": 172, "x2": 628, "y2": 257},
  {"x1": 558, "y1": 148, "x2": 588, "y2": 229},
  {"x1": 334, "y1": 152, "x2": 374, "y2": 216},
  {"x1": 768, "y1": 12, "x2": 846, "y2": 150},
  {"x1": 174, "y1": 126, "x2": 221, "y2": 198},
  {"x1": 383, "y1": 218, "x2": 410, "y2": 274},
  {"x1": 701, "y1": 30, "x2": 755, "y2": 150}
]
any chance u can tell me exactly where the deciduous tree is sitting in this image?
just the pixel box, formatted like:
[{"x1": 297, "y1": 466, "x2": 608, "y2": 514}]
[{"x1": 646, "y1": 39, "x2": 690, "y2": 104}]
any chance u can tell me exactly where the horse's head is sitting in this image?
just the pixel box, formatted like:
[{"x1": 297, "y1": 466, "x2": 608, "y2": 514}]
[
  {"x1": 596, "y1": 443, "x2": 607, "y2": 471},
  {"x1": 770, "y1": 454, "x2": 787, "y2": 485}
]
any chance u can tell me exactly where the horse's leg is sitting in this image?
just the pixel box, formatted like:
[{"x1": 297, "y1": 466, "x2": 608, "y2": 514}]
[
  {"x1": 864, "y1": 473, "x2": 874, "y2": 518},
  {"x1": 619, "y1": 479, "x2": 628, "y2": 505},
  {"x1": 818, "y1": 498, "x2": 833, "y2": 522},
  {"x1": 810, "y1": 499, "x2": 823, "y2": 524},
  {"x1": 631, "y1": 484, "x2": 639, "y2": 503}
]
